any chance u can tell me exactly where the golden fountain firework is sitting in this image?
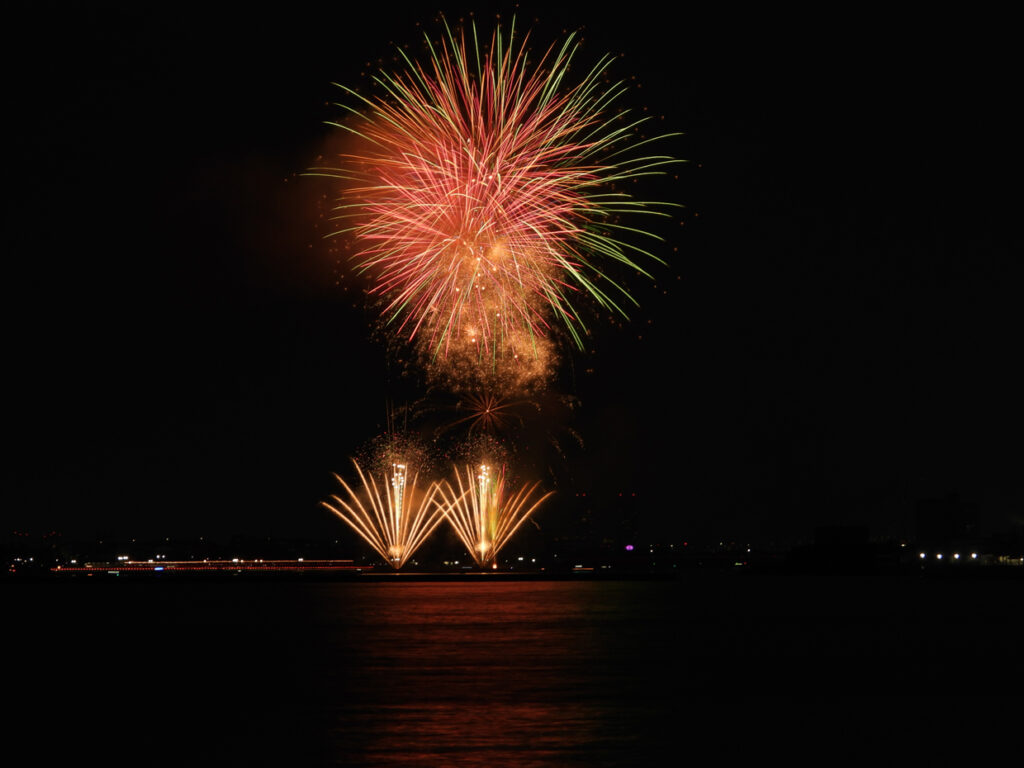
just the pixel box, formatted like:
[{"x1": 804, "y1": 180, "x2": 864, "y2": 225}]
[
  {"x1": 322, "y1": 458, "x2": 446, "y2": 569},
  {"x1": 435, "y1": 463, "x2": 552, "y2": 568}
]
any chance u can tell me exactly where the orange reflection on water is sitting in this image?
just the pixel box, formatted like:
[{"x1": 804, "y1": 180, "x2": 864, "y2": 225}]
[{"x1": 317, "y1": 581, "x2": 672, "y2": 765}]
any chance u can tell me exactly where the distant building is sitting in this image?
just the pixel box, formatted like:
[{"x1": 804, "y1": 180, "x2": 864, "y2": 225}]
[
  {"x1": 914, "y1": 493, "x2": 978, "y2": 550},
  {"x1": 813, "y1": 524, "x2": 871, "y2": 566}
]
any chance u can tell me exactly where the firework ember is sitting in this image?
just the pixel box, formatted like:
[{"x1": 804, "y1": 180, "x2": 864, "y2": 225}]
[{"x1": 312, "y1": 18, "x2": 680, "y2": 384}]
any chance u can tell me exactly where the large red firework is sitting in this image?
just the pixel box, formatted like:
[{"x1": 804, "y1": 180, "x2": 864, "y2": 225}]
[{"x1": 313, "y1": 18, "x2": 679, "y2": 373}]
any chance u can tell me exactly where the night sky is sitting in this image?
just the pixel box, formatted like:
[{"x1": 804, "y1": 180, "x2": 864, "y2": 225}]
[{"x1": 6, "y1": 3, "x2": 1021, "y2": 546}]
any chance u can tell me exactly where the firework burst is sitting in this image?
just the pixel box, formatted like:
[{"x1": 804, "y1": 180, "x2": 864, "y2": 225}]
[
  {"x1": 311, "y1": 17, "x2": 681, "y2": 379},
  {"x1": 436, "y1": 389, "x2": 534, "y2": 437},
  {"x1": 435, "y1": 462, "x2": 553, "y2": 568},
  {"x1": 322, "y1": 458, "x2": 446, "y2": 569}
]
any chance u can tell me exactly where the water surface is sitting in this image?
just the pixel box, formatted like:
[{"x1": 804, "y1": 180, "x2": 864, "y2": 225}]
[{"x1": 10, "y1": 572, "x2": 1022, "y2": 764}]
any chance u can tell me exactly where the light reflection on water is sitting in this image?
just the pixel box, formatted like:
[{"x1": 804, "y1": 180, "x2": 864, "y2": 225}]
[
  {"x1": 312, "y1": 581, "x2": 676, "y2": 767},
  {"x1": 11, "y1": 573, "x2": 1023, "y2": 765}
]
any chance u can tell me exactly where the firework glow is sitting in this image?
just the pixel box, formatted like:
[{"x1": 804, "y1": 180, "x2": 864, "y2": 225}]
[
  {"x1": 322, "y1": 459, "x2": 447, "y2": 569},
  {"x1": 316, "y1": 17, "x2": 679, "y2": 568},
  {"x1": 311, "y1": 17, "x2": 680, "y2": 386},
  {"x1": 435, "y1": 463, "x2": 553, "y2": 568}
]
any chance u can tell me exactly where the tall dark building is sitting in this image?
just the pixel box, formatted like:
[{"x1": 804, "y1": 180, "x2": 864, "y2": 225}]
[{"x1": 914, "y1": 492, "x2": 978, "y2": 549}]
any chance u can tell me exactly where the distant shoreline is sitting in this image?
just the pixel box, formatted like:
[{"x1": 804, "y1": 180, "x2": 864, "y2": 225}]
[{"x1": 8, "y1": 562, "x2": 1023, "y2": 583}]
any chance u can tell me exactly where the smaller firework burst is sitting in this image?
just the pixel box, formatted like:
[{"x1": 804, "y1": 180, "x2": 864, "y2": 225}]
[
  {"x1": 435, "y1": 463, "x2": 552, "y2": 568},
  {"x1": 322, "y1": 458, "x2": 445, "y2": 569},
  {"x1": 436, "y1": 390, "x2": 534, "y2": 437}
]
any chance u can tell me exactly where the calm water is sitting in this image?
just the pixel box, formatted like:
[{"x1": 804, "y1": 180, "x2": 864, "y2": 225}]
[{"x1": 9, "y1": 572, "x2": 1023, "y2": 764}]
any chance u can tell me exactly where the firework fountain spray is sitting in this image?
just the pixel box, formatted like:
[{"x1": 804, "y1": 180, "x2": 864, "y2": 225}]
[
  {"x1": 322, "y1": 458, "x2": 446, "y2": 569},
  {"x1": 435, "y1": 462, "x2": 553, "y2": 569}
]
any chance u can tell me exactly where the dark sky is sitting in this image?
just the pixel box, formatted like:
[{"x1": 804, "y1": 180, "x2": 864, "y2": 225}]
[{"x1": 5, "y1": 3, "x2": 1021, "y2": 546}]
